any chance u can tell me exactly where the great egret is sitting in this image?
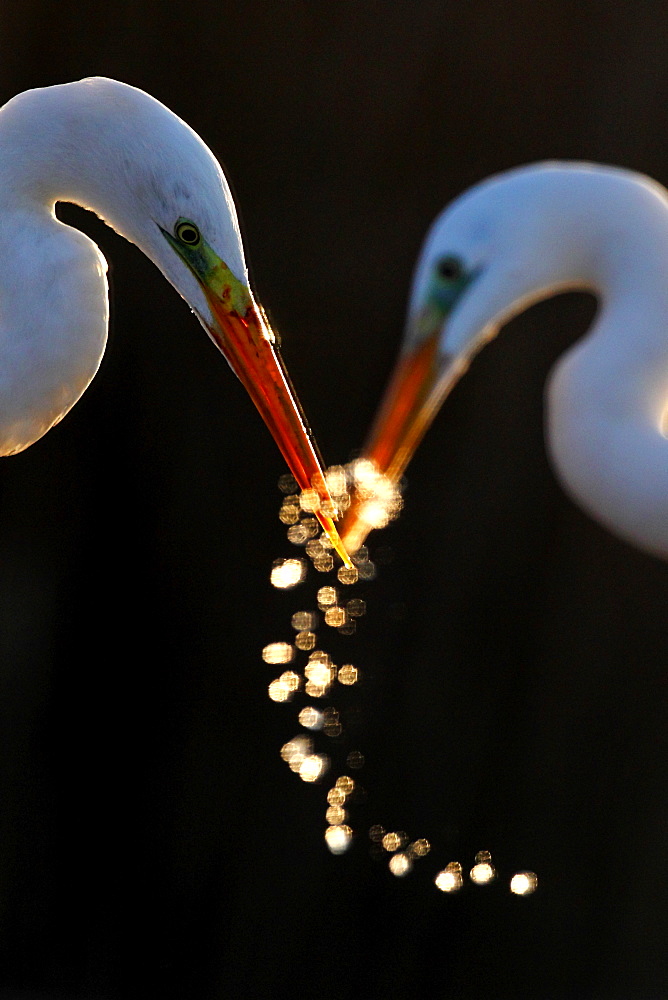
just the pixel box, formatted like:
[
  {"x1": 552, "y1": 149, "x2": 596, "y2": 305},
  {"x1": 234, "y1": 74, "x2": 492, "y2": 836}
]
[
  {"x1": 342, "y1": 162, "x2": 668, "y2": 560},
  {"x1": 0, "y1": 77, "x2": 350, "y2": 563}
]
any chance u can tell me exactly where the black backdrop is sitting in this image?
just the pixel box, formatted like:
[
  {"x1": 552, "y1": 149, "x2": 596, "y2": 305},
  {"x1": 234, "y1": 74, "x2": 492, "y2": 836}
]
[{"x1": 1, "y1": 3, "x2": 668, "y2": 998}]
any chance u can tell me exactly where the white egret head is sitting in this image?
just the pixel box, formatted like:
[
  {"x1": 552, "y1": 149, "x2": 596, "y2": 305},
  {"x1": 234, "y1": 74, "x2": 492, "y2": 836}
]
[
  {"x1": 0, "y1": 77, "x2": 350, "y2": 562},
  {"x1": 341, "y1": 162, "x2": 668, "y2": 557}
]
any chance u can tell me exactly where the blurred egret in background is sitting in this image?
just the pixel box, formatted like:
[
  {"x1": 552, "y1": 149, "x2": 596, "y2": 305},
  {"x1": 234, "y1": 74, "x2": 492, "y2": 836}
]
[
  {"x1": 343, "y1": 163, "x2": 668, "y2": 561},
  {"x1": 0, "y1": 77, "x2": 349, "y2": 562}
]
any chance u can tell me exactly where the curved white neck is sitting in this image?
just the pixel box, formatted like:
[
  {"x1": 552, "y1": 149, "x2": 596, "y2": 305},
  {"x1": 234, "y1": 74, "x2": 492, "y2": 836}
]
[{"x1": 546, "y1": 180, "x2": 668, "y2": 559}]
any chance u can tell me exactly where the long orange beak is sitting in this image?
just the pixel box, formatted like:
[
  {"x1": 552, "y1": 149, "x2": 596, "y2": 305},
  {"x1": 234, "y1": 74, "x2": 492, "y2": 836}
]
[
  {"x1": 341, "y1": 326, "x2": 469, "y2": 553},
  {"x1": 203, "y1": 284, "x2": 352, "y2": 567}
]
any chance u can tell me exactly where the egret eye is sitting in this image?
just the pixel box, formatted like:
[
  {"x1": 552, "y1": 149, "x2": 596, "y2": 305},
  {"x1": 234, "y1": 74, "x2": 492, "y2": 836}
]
[
  {"x1": 436, "y1": 255, "x2": 464, "y2": 282},
  {"x1": 175, "y1": 220, "x2": 201, "y2": 246}
]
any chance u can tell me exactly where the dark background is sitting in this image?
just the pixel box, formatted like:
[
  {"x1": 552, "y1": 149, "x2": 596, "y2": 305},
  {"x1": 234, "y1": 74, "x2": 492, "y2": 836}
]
[{"x1": 1, "y1": 2, "x2": 667, "y2": 998}]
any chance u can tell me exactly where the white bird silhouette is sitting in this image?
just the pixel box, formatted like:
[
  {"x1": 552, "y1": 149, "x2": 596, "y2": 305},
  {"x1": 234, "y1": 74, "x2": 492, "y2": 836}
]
[
  {"x1": 343, "y1": 163, "x2": 668, "y2": 560},
  {"x1": 0, "y1": 77, "x2": 348, "y2": 561}
]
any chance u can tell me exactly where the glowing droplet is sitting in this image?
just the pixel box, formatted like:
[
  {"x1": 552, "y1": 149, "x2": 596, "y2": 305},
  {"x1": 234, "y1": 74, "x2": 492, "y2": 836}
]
[
  {"x1": 381, "y1": 831, "x2": 406, "y2": 853},
  {"x1": 280, "y1": 670, "x2": 301, "y2": 692},
  {"x1": 357, "y1": 561, "x2": 377, "y2": 581},
  {"x1": 349, "y1": 458, "x2": 404, "y2": 531},
  {"x1": 298, "y1": 706, "x2": 323, "y2": 730},
  {"x1": 409, "y1": 839, "x2": 431, "y2": 858},
  {"x1": 291, "y1": 610, "x2": 318, "y2": 631},
  {"x1": 510, "y1": 871, "x2": 538, "y2": 895},
  {"x1": 318, "y1": 532, "x2": 333, "y2": 550},
  {"x1": 435, "y1": 862, "x2": 464, "y2": 893},
  {"x1": 287, "y1": 523, "x2": 310, "y2": 545},
  {"x1": 313, "y1": 554, "x2": 334, "y2": 573},
  {"x1": 304, "y1": 680, "x2": 328, "y2": 698},
  {"x1": 305, "y1": 538, "x2": 325, "y2": 559},
  {"x1": 470, "y1": 862, "x2": 496, "y2": 884},
  {"x1": 278, "y1": 474, "x2": 299, "y2": 494},
  {"x1": 308, "y1": 650, "x2": 333, "y2": 666},
  {"x1": 324, "y1": 606, "x2": 348, "y2": 628},
  {"x1": 279, "y1": 498, "x2": 300, "y2": 525},
  {"x1": 305, "y1": 656, "x2": 335, "y2": 691},
  {"x1": 327, "y1": 787, "x2": 346, "y2": 806},
  {"x1": 335, "y1": 775, "x2": 355, "y2": 796},
  {"x1": 262, "y1": 642, "x2": 294, "y2": 665},
  {"x1": 301, "y1": 517, "x2": 320, "y2": 537},
  {"x1": 346, "y1": 750, "x2": 365, "y2": 770},
  {"x1": 346, "y1": 598, "x2": 366, "y2": 618},
  {"x1": 389, "y1": 853, "x2": 412, "y2": 877},
  {"x1": 325, "y1": 465, "x2": 348, "y2": 497},
  {"x1": 316, "y1": 586, "x2": 338, "y2": 608},
  {"x1": 326, "y1": 805, "x2": 347, "y2": 825},
  {"x1": 295, "y1": 630, "x2": 317, "y2": 651},
  {"x1": 270, "y1": 558, "x2": 306, "y2": 589},
  {"x1": 299, "y1": 753, "x2": 329, "y2": 783},
  {"x1": 268, "y1": 678, "x2": 293, "y2": 703},
  {"x1": 281, "y1": 736, "x2": 312, "y2": 767},
  {"x1": 299, "y1": 488, "x2": 320, "y2": 512},
  {"x1": 338, "y1": 664, "x2": 359, "y2": 686},
  {"x1": 337, "y1": 565, "x2": 359, "y2": 585},
  {"x1": 325, "y1": 825, "x2": 353, "y2": 855},
  {"x1": 369, "y1": 825, "x2": 385, "y2": 842}
]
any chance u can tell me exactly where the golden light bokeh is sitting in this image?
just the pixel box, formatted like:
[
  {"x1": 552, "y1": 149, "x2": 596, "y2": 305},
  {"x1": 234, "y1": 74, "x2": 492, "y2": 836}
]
[
  {"x1": 345, "y1": 598, "x2": 366, "y2": 618},
  {"x1": 324, "y1": 465, "x2": 348, "y2": 498},
  {"x1": 278, "y1": 474, "x2": 299, "y2": 494},
  {"x1": 313, "y1": 553, "x2": 335, "y2": 573},
  {"x1": 470, "y1": 850, "x2": 496, "y2": 885},
  {"x1": 291, "y1": 610, "x2": 318, "y2": 631},
  {"x1": 381, "y1": 831, "x2": 407, "y2": 852},
  {"x1": 268, "y1": 468, "x2": 538, "y2": 897},
  {"x1": 298, "y1": 706, "x2": 323, "y2": 730},
  {"x1": 335, "y1": 775, "x2": 355, "y2": 796},
  {"x1": 388, "y1": 853, "x2": 413, "y2": 877},
  {"x1": 299, "y1": 488, "x2": 321, "y2": 512},
  {"x1": 278, "y1": 496, "x2": 300, "y2": 525},
  {"x1": 337, "y1": 664, "x2": 358, "y2": 685},
  {"x1": 470, "y1": 862, "x2": 496, "y2": 884},
  {"x1": 324, "y1": 606, "x2": 348, "y2": 628},
  {"x1": 408, "y1": 839, "x2": 431, "y2": 858},
  {"x1": 262, "y1": 642, "x2": 295, "y2": 665},
  {"x1": 510, "y1": 871, "x2": 538, "y2": 895},
  {"x1": 281, "y1": 735, "x2": 313, "y2": 770},
  {"x1": 325, "y1": 825, "x2": 353, "y2": 855},
  {"x1": 286, "y1": 523, "x2": 310, "y2": 545},
  {"x1": 299, "y1": 753, "x2": 330, "y2": 783},
  {"x1": 337, "y1": 564, "x2": 358, "y2": 585},
  {"x1": 270, "y1": 558, "x2": 306, "y2": 589},
  {"x1": 323, "y1": 707, "x2": 342, "y2": 738},
  {"x1": 434, "y1": 862, "x2": 464, "y2": 893},
  {"x1": 268, "y1": 677, "x2": 294, "y2": 703},
  {"x1": 304, "y1": 651, "x2": 336, "y2": 697},
  {"x1": 316, "y1": 586, "x2": 338, "y2": 608},
  {"x1": 326, "y1": 805, "x2": 347, "y2": 825},
  {"x1": 295, "y1": 630, "x2": 317, "y2": 651}
]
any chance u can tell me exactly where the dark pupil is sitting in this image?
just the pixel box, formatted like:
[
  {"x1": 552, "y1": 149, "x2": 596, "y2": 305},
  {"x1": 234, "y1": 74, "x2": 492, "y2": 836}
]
[
  {"x1": 179, "y1": 226, "x2": 198, "y2": 244},
  {"x1": 438, "y1": 258, "x2": 461, "y2": 281}
]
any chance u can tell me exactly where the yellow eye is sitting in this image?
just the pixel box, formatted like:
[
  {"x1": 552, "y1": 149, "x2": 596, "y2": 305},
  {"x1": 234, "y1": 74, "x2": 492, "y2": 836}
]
[{"x1": 175, "y1": 220, "x2": 201, "y2": 246}]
